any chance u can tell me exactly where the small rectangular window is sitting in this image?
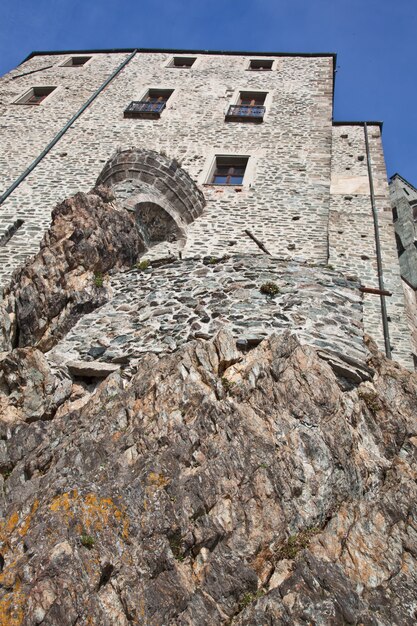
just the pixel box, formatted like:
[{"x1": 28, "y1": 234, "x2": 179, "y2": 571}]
[
  {"x1": 209, "y1": 156, "x2": 248, "y2": 185},
  {"x1": 249, "y1": 59, "x2": 273, "y2": 71},
  {"x1": 238, "y1": 91, "x2": 266, "y2": 105},
  {"x1": 15, "y1": 86, "x2": 56, "y2": 105},
  {"x1": 226, "y1": 91, "x2": 267, "y2": 123},
  {"x1": 124, "y1": 89, "x2": 174, "y2": 119},
  {"x1": 169, "y1": 56, "x2": 196, "y2": 68},
  {"x1": 62, "y1": 56, "x2": 92, "y2": 67}
]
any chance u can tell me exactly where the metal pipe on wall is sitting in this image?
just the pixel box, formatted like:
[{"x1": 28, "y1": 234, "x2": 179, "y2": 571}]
[
  {"x1": 364, "y1": 122, "x2": 392, "y2": 359},
  {"x1": 0, "y1": 49, "x2": 138, "y2": 207}
]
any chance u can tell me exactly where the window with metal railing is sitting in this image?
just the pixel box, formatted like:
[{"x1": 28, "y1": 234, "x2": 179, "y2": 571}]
[
  {"x1": 225, "y1": 91, "x2": 267, "y2": 123},
  {"x1": 124, "y1": 89, "x2": 174, "y2": 119}
]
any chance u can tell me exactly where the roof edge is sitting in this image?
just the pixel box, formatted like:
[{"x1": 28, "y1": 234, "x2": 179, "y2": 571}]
[
  {"x1": 390, "y1": 173, "x2": 417, "y2": 193},
  {"x1": 333, "y1": 120, "x2": 383, "y2": 131},
  {"x1": 21, "y1": 48, "x2": 337, "y2": 64}
]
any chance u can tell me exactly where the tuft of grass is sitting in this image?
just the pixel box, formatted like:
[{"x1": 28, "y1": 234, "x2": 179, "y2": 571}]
[
  {"x1": 260, "y1": 282, "x2": 280, "y2": 297},
  {"x1": 238, "y1": 589, "x2": 265, "y2": 610},
  {"x1": 93, "y1": 272, "x2": 104, "y2": 288},
  {"x1": 221, "y1": 377, "x2": 235, "y2": 393},
  {"x1": 168, "y1": 532, "x2": 185, "y2": 561},
  {"x1": 136, "y1": 259, "x2": 150, "y2": 271},
  {"x1": 276, "y1": 527, "x2": 320, "y2": 560},
  {"x1": 358, "y1": 388, "x2": 382, "y2": 413},
  {"x1": 80, "y1": 534, "x2": 95, "y2": 549}
]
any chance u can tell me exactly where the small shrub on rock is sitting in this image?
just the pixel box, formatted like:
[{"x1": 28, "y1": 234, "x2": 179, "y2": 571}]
[
  {"x1": 260, "y1": 282, "x2": 280, "y2": 296},
  {"x1": 80, "y1": 534, "x2": 95, "y2": 549},
  {"x1": 358, "y1": 388, "x2": 382, "y2": 413},
  {"x1": 276, "y1": 527, "x2": 320, "y2": 560},
  {"x1": 221, "y1": 377, "x2": 235, "y2": 393},
  {"x1": 136, "y1": 259, "x2": 150, "y2": 271},
  {"x1": 93, "y1": 272, "x2": 104, "y2": 288}
]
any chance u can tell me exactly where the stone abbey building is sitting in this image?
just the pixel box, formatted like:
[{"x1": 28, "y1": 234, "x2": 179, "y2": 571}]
[
  {"x1": 3, "y1": 50, "x2": 417, "y2": 626},
  {"x1": 0, "y1": 48, "x2": 415, "y2": 370}
]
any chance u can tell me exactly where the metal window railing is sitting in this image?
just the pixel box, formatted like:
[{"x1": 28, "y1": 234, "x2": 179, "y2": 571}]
[
  {"x1": 225, "y1": 104, "x2": 265, "y2": 122},
  {"x1": 124, "y1": 100, "x2": 166, "y2": 118}
]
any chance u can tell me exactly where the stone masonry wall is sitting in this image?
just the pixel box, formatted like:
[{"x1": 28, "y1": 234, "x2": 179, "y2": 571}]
[
  {"x1": 0, "y1": 51, "x2": 334, "y2": 282},
  {"x1": 47, "y1": 256, "x2": 370, "y2": 385},
  {"x1": 389, "y1": 174, "x2": 417, "y2": 289},
  {"x1": 0, "y1": 51, "x2": 414, "y2": 369},
  {"x1": 329, "y1": 124, "x2": 413, "y2": 368}
]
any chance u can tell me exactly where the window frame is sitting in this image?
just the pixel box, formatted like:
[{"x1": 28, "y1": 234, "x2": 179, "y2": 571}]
[
  {"x1": 237, "y1": 91, "x2": 267, "y2": 106},
  {"x1": 14, "y1": 86, "x2": 57, "y2": 106},
  {"x1": 60, "y1": 55, "x2": 93, "y2": 68},
  {"x1": 143, "y1": 88, "x2": 174, "y2": 104},
  {"x1": 210, "y1": 159, "x2": 248, "y2": 186},
  {"x1": 202, "y1": 154, "x2": 253, "y2": 187},
  {"x1": 167, "y1": 56, "x2": 197, "y2": 69},
  {"x1": 247, "y1": 58, "x2": 275, "y2": 71}
]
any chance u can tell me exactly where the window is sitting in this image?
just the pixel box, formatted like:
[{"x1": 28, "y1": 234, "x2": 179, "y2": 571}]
[
  {"x1": 392, "y1": 207, "x2": 398, "y2": 222},
  {"x1": 238, "y1": 92, "x2": 266, "y2": 106},
  {"x1": 15, "y1": 86, "x2": 56, "y2": 105},
  {"x1": 395, "y1": 233, "x2": 405, "y2": 257},
  {"x1": 169, "y1": 56, "x2": 196, "y2": 68},
  {"x1": 249, "y1": 59, "x2": 273, "y2": 71},
  {"x1": 209, "y1": 156, "x2": 248, "y2": 185},
  {"x1": 62, "y1": 56, "x2": 92, "y2": 67},
  {"x1": 124, "y1": 89, "x2": 174, "y2": 119},
  {"x1": 225, "y1": 91, "x2": 267, "y2": 123}
]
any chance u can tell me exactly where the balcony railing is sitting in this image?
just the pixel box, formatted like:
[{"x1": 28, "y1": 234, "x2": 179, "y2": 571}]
[
  {"x1": 124, "y1": 100, "x2": 166, "y2": 119},
  {"x1": 225, "y1": 104, "x2": 265, "y2": 122}
]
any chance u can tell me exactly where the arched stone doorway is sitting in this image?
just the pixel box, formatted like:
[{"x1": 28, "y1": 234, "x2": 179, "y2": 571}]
[
  {"x1": 134, "y1": 201, "x2": 184, "y2": 246},
  {"x1": 96, "y1": 149, "x2": 205, "y2": 254}
]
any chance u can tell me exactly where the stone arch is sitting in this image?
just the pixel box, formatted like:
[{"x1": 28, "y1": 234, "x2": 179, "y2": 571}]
[
  {"x1": 96, "y1": 148, "x2": 205, "y2": 227},
  {"x1": 134, "y1": 201, "x2": 185, "y2": 247}
]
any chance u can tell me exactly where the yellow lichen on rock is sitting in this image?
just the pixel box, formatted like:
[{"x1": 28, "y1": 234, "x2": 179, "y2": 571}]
[
  {"x1": 49, "y1": 491, "x2": 129, "y2": 540},
  {"x1": 0, "y1": 578, "x2": 25, "y2": 626}
]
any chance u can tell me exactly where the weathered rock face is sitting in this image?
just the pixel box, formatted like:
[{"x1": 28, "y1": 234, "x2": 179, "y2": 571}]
[
  {"x1": 1, "y1": 329, "x2": 417, "y2": 625},
  {"x1": 0, "y1": 348, "x2": 71, "y2": 425},
  {"x1": 1, "y1": 184, "x2": 417, "y2": 625},
  {"x1": 0, "y1": 186, "x2": 145, "y2": 352}
]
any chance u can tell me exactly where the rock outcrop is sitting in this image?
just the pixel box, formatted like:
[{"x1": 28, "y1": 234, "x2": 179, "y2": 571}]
[
  {"x1": 0, "y1": 187, "x2": 144, "y2": 352},
  {"x1": 1, "y1": 187, "x2": 417, "y2": 626},
  {"x1": 1, "y1": 329, "x2": 417, "y2": 625}
]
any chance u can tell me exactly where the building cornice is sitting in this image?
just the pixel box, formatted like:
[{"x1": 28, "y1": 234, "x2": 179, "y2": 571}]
[{"x1": 22, "y1": 48, "x2": 337, "y2": 63}]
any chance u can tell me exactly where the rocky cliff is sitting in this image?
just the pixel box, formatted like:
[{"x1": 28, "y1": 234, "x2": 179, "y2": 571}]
[{"x1": 1, "y1": 189, "x2": 417, "y2": 626}]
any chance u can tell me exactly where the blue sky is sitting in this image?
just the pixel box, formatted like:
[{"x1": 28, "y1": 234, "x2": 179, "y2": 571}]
[{"x1": 1, "y1": 0, "x2": 416, "y2": 184}]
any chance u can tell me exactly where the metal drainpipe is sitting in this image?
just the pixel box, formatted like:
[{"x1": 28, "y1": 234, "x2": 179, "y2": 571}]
[
  {"x1": 363, "y1": 122, "x2": 392, "y2": 358},
  {"x1": 0, "y1": 49, "x2": 138, "y2": 206}
]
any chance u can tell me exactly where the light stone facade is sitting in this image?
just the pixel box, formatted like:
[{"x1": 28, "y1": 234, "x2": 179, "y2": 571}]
[
  {"x1": 0, "y1": 49, "x2": 414, "y2": 368},
  {"x1": 389, "y1": 174, "x2": 417, "y2": 365}
]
